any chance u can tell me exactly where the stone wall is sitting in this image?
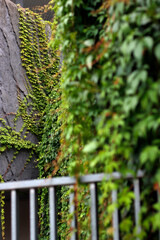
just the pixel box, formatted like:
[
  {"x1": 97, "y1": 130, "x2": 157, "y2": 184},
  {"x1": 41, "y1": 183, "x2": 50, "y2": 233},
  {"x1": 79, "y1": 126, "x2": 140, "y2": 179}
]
[{"x1": 0, "y1": 0, "x2": 38, "y2": 181}]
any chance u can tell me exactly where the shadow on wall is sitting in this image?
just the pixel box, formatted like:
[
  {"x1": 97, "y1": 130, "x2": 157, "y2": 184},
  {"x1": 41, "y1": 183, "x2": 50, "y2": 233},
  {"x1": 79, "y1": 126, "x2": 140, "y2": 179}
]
[{"x1": 5, "y1": 192, "x2": 29, "y2": 240}]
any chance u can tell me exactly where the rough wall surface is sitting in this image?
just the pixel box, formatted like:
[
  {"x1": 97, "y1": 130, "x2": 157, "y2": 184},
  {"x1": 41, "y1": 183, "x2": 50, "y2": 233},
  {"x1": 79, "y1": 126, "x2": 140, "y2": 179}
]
[{"x1": 0, "y1": 0, "x2": 38, "y2": 181}]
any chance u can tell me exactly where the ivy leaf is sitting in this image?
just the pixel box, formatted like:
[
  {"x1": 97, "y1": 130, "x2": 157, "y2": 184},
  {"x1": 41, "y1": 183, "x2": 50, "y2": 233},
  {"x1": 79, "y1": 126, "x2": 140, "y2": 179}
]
[
  {"x1": 134, "y1": 41, "x2": 143, "y2": 60},
  {"x1": 83, "y1": 39, "x2": 94, "y2": 47},
  {"x1": 83, "y1": 140, "x2": 98, "y2": 153},
  {"x1": 65, "y1": 0, "x2": 72, "y2": 7},
  {"x1": 123, "y1": 96, "x2": 138, "y2": 113},
  {"x1": 143, "y1": 36, "x2": 153, "y2": 50},
  {"x1": 0, "y1": 146, "x2": 6, "y2": 152},
  {"x1": 154, "y1": 44, "x2": 160, "y2": 61},
  {"x1": 86, "y1": 55, "x2": 93, "y2": 70},
  {"x1": 140, "y1": 146, "x2": 159, "y2": 164}
]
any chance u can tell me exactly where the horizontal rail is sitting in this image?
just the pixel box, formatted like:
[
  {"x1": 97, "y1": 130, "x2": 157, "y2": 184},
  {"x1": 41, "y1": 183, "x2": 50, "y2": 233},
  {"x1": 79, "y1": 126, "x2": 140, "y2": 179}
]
[{"x1": 0, "y1": 170, "x2": 144, "y2": 191}]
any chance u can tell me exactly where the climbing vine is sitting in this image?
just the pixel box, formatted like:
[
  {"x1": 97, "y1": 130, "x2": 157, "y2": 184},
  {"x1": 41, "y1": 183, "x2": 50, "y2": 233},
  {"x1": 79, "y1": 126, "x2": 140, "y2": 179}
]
[
  {"x1": 0, "y1": 1, "x2": 160, "y2": 239},
  {"x1": 48, "y1": 0, "x2": 160, "y2": 239},
  {"x1": 18, "y1": 6, "x2": 61, "y2": 240},
  {"x1": 0, "y1": 5, "x2": 59, "y2": 175},
  {"x1": 0, "y1": 5, "x2": 60, "y2": 239}
]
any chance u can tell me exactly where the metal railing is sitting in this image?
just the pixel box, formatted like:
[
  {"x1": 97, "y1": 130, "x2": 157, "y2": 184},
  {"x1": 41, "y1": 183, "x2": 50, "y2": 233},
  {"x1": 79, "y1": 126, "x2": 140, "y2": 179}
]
[{"x1": 0, "y1": 171, "x2": 145, "y2": 240}]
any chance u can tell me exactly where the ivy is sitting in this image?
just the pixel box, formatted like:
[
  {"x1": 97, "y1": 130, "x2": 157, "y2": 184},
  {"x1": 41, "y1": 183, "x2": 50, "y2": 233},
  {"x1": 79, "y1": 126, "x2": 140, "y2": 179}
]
[
  {"x1": 48, "y1": 0, "x2": 160, "y2": 239},
  {"x1": 1, "y1": 0, "x2": 159, "y2": 239},
  {"x1": 0, "y1": 5, "x2": 60, "y2": 239},
  {"x1": 18, "y1": 7, "x2": 61, "y2": 240}
]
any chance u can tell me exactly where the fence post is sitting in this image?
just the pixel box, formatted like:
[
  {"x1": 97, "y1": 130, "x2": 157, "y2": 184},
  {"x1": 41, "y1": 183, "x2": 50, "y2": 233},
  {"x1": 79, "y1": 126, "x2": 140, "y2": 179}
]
[
  {"x1": 133, "y1": 179, "x2": 141, "y2": 239},
  {"x1": 90, "y1": 183, "x2": 99, "y2": 240},
  {"x1": 70, "y1": 186, "x2": 77, "y2": 240},
  {"x1": 112, "y1": 189, "x2": 119, "y2": 240},
  {"x1": 30, "y1": 189, "x2": 38, "y2": 240},
  {"x1": 49, "y1": 187, "x2": 57, "y2": 240},
  {"x1": 11, "y1": 190, "x2": 19, "y2": 240}
]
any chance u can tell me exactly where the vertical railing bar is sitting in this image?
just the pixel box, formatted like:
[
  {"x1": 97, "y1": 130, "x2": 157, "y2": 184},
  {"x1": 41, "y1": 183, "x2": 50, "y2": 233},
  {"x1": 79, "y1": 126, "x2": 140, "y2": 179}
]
[
  {"x1": 30, "y1": 188, "x2": 38, "y2": 240},
  {"x1": 133, "y1": 179, "x2": 141, "y2": 237},
  {"x1": 69, "y1": 186, "x2": 77, "y2": 240},
  {"x1": 11, "y1": 190, "x2": 19, "y2": 240},
  {"x1": 90, "y1": 183, "x2": 98, "y2": 240},
  {"x1": 49, "y1": 187, "x2": 57, "y2": 240},
  {"x1": 112, "y1": 189, "x2": 119, "y2": 240}
]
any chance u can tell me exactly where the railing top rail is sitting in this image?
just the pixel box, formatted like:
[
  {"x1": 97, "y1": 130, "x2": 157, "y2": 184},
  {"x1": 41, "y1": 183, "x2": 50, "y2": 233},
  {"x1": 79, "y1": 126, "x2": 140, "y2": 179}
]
[
  {"x1": 0, "y1": 170, "x2": 144, "y2": 191},
  {"x1": 80, "y1": 170, "x2": 144, "y2": 183}
]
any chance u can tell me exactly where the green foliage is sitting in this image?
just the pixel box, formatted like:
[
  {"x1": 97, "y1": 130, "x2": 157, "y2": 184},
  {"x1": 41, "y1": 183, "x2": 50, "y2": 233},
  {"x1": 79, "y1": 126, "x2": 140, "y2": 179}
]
[
  {"x1": 47, "y1": 0, "x2": 160, "y2": 239},
  {"x1": 37, "y1": 68, "x2": 61, "y2": 239},
  {"x1": 1, "y1": 0, "x2": 159, "y2": 239},
  {"x1": 0, "y1": 6, "x2": 54, "y2": 175},
  {"x1": 18, "y1": 7, "x2": 62, "y2": 240},
  {"x1": 0, "y1": 5, "x2": 60, "y2": 239}
]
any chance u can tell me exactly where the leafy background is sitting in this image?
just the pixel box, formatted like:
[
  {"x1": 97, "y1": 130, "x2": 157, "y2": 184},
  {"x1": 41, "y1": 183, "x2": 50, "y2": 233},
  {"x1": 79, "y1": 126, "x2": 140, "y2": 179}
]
[
  {"x1": 47, "y1": 0, "x2": 160, "y2": 239},
  {"x1": 0, "y1": 0, "x2": 160, "y2": 239}
]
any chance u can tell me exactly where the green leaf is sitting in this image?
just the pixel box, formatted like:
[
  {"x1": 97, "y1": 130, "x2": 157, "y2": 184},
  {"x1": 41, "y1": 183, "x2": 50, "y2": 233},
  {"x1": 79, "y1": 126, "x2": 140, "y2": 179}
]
[
  {"x1": 143, "y1": 36, "x2": 153, "y2": 50},
  {"x1": 123, "y1": 96, "x2": 138, "y2": 113},
  {"x1": 0, "y1": 146, "x2": 6, "y2": 152},
  {"x1": 154, "y1": 44, "x2": 160, "y2": 61},
  {"x1": 140, "y1": 146, "x2": 159, "y2": 164},
  {"x1": 83, "y1": 140, "x2": 98, "y2": 153},
  {"x1": 86, "y1": 55, "x2": 93, "y2": 70},
  {"x1": 134, "y1": 41, "x2": 143, "y2": 60},
  {"x1": 83, "y1": 39, "x2": 94, "y2": 47}
]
